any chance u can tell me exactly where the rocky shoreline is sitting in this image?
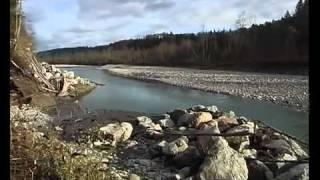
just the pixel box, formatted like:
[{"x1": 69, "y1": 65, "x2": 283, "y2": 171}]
[
  {"x1": 103, "y1": 65, "x2": 309, "y2": 112},
  {"x1": 11, "y1": 103, "x2": 309, "y2": 179}
]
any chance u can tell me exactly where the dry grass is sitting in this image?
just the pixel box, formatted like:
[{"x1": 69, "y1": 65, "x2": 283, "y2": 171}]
[{"x1": 10, "y1": 106, "x2": 114, "y2": 180}]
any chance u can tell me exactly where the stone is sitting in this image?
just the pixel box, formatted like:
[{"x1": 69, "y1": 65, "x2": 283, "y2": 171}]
[
  {"x1": 198, "y1": 137, "x2": 248, "y2": 180},
  {"x1": 216, "y1": 116, "x2": 239, "y2": 132},
  {"x1": 99, "y1": 122, "x2": 133, "y2": 143},
  {"x1": 159, "y1": 118, "x2": 175, "y2": 128},
  {"x1": 275, "y1": 153, "x2": 297, "y2": 169},
  {"x1": 247, "y1": 160, "x2": 274, "y2": 180},
  {"x1": 261, "y1": 139, "x2": 295, "y2": 156},
  {"x1": 178, "y1": 126, "x2": 187, "y2": 131},
  {"x1": 45, "y1": 72, "x2": 53, "y2": 80},
  {"x1": 55, "y1": 126, "x2": 63, "y2": 131},
  {"x1": 54, "y1": 72, "x2": 61, "y2": 78},
  {"x1": 274, "y1": 163, "x2": 309, "y2": 180},
  {"x1": 51, "y1": 65, "x2": 57, "y2": 72},
  {"x1": 205, "y1": 105, "x2": 218, "y2": 113},
  {"x1": 241, "y1": 149, "x2": 257, "y2": 159},
  {"x1": 168, "y1": 109, "x2": 187, "y2": 123},
  {"x1": 178, "y1": 167, "x2": 191, "y2": 179},
  {"x1": 176, "y1": 112, "x2": 195, "y2": 127},
  {"x1": 172, "y1": 146, "x2": 202, "y2": 168},
  {"x1": 191, "y1": 112, "x2": 212, "y2": 128},
  {"x1": 129, "y1": 174, "x2": 141, "y2": 180},
  {"x1": 224, "y1": 123, "x2": 254, "y2": 151},
  {"x1": 162, "y1": 136, "x2": 189, "y2": 156},
  {"x1": 190, "y1": 105, "x2": 206, "y2": 111},
  {"x1": 197, "y1": 121, "x2": 220, "y2": 154}
]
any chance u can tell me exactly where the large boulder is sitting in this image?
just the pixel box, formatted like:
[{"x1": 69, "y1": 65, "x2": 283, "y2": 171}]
[
  {"x1": 274, "y1": 163, "x2": 309, "y2": 180},
  {"x1": 162, "y1": 136, "x2": 189, "y2": 156},
  {"x1": 99, "y1": 122, "x2": 133, "y2": 145},
  {"x1": 190, "y1": 105, "x2": 206, "y2": 112},
  {"x1": 198, "y1": 137, "x2": 248, "y2": 180}
]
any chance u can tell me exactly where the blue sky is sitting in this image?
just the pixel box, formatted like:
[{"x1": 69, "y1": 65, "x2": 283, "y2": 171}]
[{"x1": 22, "y1": 0, "x2": 298, "y2": 51}]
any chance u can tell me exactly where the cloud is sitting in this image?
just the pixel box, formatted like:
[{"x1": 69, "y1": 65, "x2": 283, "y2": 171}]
[{"x1": 23, "y1": 0, "x2": 298, "y2": 51}]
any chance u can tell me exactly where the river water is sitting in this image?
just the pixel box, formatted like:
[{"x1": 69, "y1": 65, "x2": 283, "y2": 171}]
[{"x1": 61, "y1": 66, "x2": 309, "y2": 142}]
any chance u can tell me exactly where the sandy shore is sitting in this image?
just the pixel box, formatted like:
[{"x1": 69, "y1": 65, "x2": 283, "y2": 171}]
[{"x1": 103, "y1": 65, "x2": 309, "y2": 112}]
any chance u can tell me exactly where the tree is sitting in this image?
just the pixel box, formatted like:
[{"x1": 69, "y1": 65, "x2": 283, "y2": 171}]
[
  {"x1": 284, "y1": 10, "x2": 291, "y2": 19},
  {"x1": 235, "y1": 11, "x2": 256, "y2": 29}
]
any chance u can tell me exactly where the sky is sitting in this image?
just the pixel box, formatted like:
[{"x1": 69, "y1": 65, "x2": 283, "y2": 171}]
[{"x1": 22, "y1": 0, "x2": 298, "y2": 52}]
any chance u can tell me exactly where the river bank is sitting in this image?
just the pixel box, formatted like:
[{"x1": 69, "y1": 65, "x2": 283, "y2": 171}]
[{"x1": 103, "y1": 65, "x2": 309, "y2": 112}]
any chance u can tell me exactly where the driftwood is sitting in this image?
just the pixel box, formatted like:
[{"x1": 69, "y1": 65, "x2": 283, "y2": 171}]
[
  {"x1": 245, "y1": 157, "x2": 309, "y2": 163},
  {"x1": 58, "y1": 76, "x2": 71, "y2": 96},
  {"x1": 161, "y1": 130, "x2": 253, "y2": 137}
]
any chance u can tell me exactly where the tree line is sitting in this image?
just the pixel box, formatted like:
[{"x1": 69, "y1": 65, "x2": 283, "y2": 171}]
[{"x1": 37, "y1": 0, "x2": 308, "y2": 71}]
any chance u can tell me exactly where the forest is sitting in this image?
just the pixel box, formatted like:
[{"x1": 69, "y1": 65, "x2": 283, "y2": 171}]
[{"x1": 37, "y1": 0, "x2": 308, "y2": 72}]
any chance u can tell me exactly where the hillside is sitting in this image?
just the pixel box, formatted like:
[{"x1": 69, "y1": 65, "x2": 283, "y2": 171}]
[{"x1": 37, "y1": 0, "x2": 308, "y2": 74}]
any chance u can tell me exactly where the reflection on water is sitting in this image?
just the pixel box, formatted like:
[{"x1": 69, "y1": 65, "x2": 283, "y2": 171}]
[{"x1": 62, "y1": 66, "x2": 309, "y2": 142}]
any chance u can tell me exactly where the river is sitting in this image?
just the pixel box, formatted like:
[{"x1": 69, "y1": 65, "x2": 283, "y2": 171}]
[{"x1": 60, "y1": 65, "x2": 309, "y2": 142}]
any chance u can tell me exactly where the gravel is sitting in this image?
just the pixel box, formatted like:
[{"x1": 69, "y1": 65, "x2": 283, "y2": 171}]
[{"x1": 103, "y1": 65, "x2": 309, "y2": 112}]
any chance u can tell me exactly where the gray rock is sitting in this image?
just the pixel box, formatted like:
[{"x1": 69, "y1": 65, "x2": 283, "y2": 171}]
[
  {"x1": 274, "y1": 163, "x2": 309, "y2": 180},
  {"x1": 197, "y1": 121, "x2": 220, "y2": 154},
  {"x1": 190, "y1": 105, "x2": 206, "y2": 111},
  {"x1": 159, "y1": 118, "x2": 175, "y2": 128},
  {"x1": 178, "y1": 126, "x2": 187, "y2": 131},
  {"x1": 162, "y1": 136, "x2": 189, "y2": 156},
  {"x1": 168, "y1": 109, "x2": 187, "y2": 123},
  {"x1": 224, "y1": 122, "x2": 254, "y2": 151},
  {"x1": 198, "y1": 137, "x2": 248, "y2": 180},
  {"x1": 176, "y1": 112, "x2": 195, "y2": 127},
  {"x1": 178, "y1": 167, "x2": 191, "y2": 179}
]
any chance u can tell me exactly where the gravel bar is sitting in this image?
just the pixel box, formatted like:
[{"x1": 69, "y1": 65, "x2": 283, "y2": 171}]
[{"x1": 103, "y1": 65, "x2": 309, "y2": 112}]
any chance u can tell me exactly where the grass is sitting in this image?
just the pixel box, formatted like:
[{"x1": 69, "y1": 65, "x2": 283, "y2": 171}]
[{"x1": 10, "y1": 106, "x2": 115, "y2": 180}]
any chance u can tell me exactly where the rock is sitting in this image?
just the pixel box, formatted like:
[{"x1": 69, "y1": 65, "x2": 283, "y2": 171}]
[
  {"x1": 237, "y1": 116, "x2": 249, "y2": 124},
  {"x1": 168, "y1": 109, "x2": 187, "y2": 123},
  {"x1": 129, "y1": 174, "x2": 141, "y2": 180},
  {"x1": 274, "y1": 164, "x2": 309, "y2": 180},
  {"x1": 216, "y1": 116, "x2": 239, "y2": 132},
  {"x1": 261, "y1": 139, "x2": 295, "y2": 156},
  {"x1": 241, "y1": 149, "x2": 257, "y2": 159},
  {"x1": 247, "y1": 160, "x2": 274, "y2": 180},
  {"x1": 137, "y1": 116, "x2": 154, "y2": 128},
  {"x1": 55, "y1": 126, "x2": 63, "y2": 131},
  {"x1": 198, "y1": 137, "x2": 248, "y2": 180},
  {"x1": 178, "y1": 126, "x2": 187, "y2": 131},
  {"x1": 172, "y1": 146, "x2": 202, "y2": 168},
  {"x1": 159, "y1": 118, "x2": 175, "y2": 128},
  {"x1": 190, "y1": 105, "x2": 206, "y2": 111},
  {"x1": 45, "y1": 72, "x2": 53, "y2": 80},
  {"x1": 99, "y1": 122, "x2": 133, "y2": 144},
  {"x1": 224, "y1": 123, "x2": 254, "y2": 151},
  {"x1": 191, "y1": 112, "x2": 212, "y2": 128},
  {"x1": 51, "y1": 65, "x2": 57, "y2": 72},
  {"x1": 162, "y1": 136, "x2": 189, "y2": 156},
  {"x1": 227, "y1": 111, "x2": 236, "y2": 118},
  {"x1": 284, "y1": 138, "x2": 309, "y2": 159},
  {"x1": 54, "y1": 72, "x2": 61, "y2": 78},
  {"x1": 197, "y1": 121, "x2": 220, "y2": 154},
  {"x1": 275, "y1": 153, "x2": 297, "y2": 169},
  {"x1": 93, "y1": 141, "x2": 111, "y2": 149},
  {"x1": 205, "y1": 105, "x2": 218, "y2": 113},
  {"x1": 149, "y1": 140, "x2": 168, "y2": 157},
  {"x1": 178, "y1": 167, "x2": 191, "y2": 179},
  {"x1": 136, "y1": 116, "x2": 163, "y2": 138},
  {"x1": 177, "y1": 112, "x2": 195, "y2": 127}
]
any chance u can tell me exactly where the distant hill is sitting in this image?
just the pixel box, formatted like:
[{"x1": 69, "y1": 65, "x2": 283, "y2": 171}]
[{"x1": 37, "y1": 0, "x2": 308, "y2": 74}]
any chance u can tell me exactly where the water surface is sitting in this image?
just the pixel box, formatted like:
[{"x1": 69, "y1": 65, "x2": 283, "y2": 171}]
[{"x1": 61, "y1": 66, "x2": 309, "y2": 142}]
